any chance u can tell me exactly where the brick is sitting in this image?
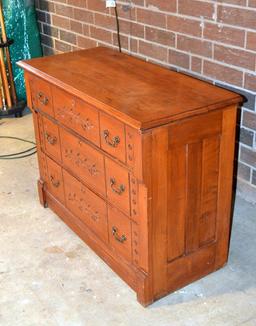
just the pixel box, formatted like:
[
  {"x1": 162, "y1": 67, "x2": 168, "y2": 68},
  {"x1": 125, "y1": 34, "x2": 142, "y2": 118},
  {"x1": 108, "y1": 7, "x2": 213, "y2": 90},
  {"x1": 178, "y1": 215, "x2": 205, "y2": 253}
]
[
  {"x1": 218, "y1": 6, "x2": 256, "y2": 30},
  {"x1": 95, "y1": 13, "x2": 116, "y2": 30},
  {"x1": 119, "y1": 20, "x2": 144, "y2": 38},
  {"x1": 70, "y1": 20, "x2": 83, "y2": 34},
  {"x1": 52, "y1": 15, "x2": 70, "y2": 29},
  {"x1": 36, "y1": 10, "x2": 46, "y2": 23},
  {"x1": 67, "y1": 0, "x2": 87, "y2": 7},
  {"x1": 114, "y1": 4, "x2": 136, "y2": 20},
  {"x1": 139, "y1": 41, "x2": 168, "y2": 62},
  {"x1": 55, "y1": 4, "x2": 73, "y2": 18},
  {"x1": 245, "y1": 74, "x2": 256, "y2": 92},
  {"x1": 252, "y1": 170, "x2": 256, "y2": 185},
  {"x1": 248, "y1": 0, "x2": 256, "y2": 7},
  {"x1": 240, "y1": 146, "x2": 256, "y2": 168},
  {"x1": 204, "y1": 61, "x2": 243, "y2": 87},
  {"x1": 191, "y1": 56, "x2": 202, "y2": 74},
  {"x1": 167, "y1": 16, "x2": 201, "y2": 37},
  {"x1": 90, "y1": 26, "x2": 112, "y2": 43},
  {"x1": 145, "y1": 27, "x2": 175, "y2": 47},
  {"x1": 204, "y1": 23, "x2": 245, "y2": 47},
  {"x1": 39, "y1": 0, "x2": 55, "y2": 12},
  {"x1": 177, "y1": 35, "x2": 212, "y2": 58},
  {"x1": 214, "y1": 45, "x2": 256, "y2": 70},
  {"x1": 146, "y1": 0, "x2": 176, "y2": 12},
  {"x1": 77, "y1": 36, "x2": 97, "y2": 49},
  {"x1": 60, "y1": 30, "x2": 77, "y2": 44},
  {"x1": 113, "y1": 33, "x2": 129, "y2": 50},
  {"x1": 43, "y1": 24, "x2": 58, "y2": 38},
  {"x1": 243, "y1": 111, "x2": 256, "y2": 131},
  {"x1": 55, "y1": 39, "x2": 72, "y2": 52},
  {"x1": 87, "y1": 0, "x2": 108, "y2": 13},
  {"x1": 83, "y1": 25, "x2": 89, "y2": 36},
  {"x1": 247, "y1": 32, "x2": 256, "y2": 51},
  {"x1": 42, "y1": 45, "x2": 55, "y2": 56},
  {"x1": 41, "y1": 34, "x2": 54, "y2": 47},
  {"x1": 73, "y1": 9, "x2": 94, "y2": 23},
  {"x1": 130, "y1": 38, "x2": 138, "y2": 53},
  {"x1": 179, "y1": 0, "x2": 214, "y2": 20},
  {"x1": 240, "y1": 127, "x2": 254, "y2": 147},
  {"x1": 237, "y1": 162, "x2": 251, "y2": 182},
  {"x1": 168, "y1": 49, "x2": 190, "y2": 69},
  {"x1": 137, "y1": 8, "x2": 166, "y2": 28}
]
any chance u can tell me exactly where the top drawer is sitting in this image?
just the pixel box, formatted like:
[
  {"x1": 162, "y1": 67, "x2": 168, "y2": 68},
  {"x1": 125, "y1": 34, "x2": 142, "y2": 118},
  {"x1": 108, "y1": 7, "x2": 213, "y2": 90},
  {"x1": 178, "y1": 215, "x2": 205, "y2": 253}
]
[
  {"x1": 53, "y1": 87, "x2": 100, "y2": 147},
  {"x1": 30, "y1": 76, "x2": 54, "y2": 117}
]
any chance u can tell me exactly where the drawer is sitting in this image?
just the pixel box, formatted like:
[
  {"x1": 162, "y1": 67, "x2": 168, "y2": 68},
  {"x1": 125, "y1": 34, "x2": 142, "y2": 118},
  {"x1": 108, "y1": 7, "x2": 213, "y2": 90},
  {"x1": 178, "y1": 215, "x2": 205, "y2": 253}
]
[
  {"x1": 53, "y1": 87, "x2": 100, "y2": 146},
  {"x1": 30, "y1": 76, "x2": 54, "y2": 116},
  {"x1": 108, "y1": 206, "x2": 132, "y2": 262},
  {"x1": 63, "y1": 170, "x2": 108, "y2": 243},
  {"x1": 105, "y1": 158, "x2": 130, "y2": 216},
  {"x1": 100, "y1": 113, "x2": 126, "y2": 163},
  {"x1": 45, "y1": 156, "x2": 65, "y2": 204},
  {"x1": 60, "y1": 128, "x2": 105, "y2": 196},
  {"x1": 41, "y1": 116, "x2": 62, "y2": 162}
]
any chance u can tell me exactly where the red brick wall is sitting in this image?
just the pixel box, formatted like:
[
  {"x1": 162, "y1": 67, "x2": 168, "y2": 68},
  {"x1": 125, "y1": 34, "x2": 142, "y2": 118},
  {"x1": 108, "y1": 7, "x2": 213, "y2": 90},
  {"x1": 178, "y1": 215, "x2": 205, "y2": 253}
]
[{"x1": 35, "y1": 0, "x2": 256, "y2": 201}]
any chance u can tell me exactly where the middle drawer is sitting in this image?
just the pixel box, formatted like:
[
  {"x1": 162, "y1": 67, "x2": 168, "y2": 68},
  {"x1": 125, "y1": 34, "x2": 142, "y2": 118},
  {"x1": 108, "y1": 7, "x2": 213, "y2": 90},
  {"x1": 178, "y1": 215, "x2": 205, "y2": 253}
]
[{"x1": 60, "y1": 128, "x2": 106, "y2": 197}]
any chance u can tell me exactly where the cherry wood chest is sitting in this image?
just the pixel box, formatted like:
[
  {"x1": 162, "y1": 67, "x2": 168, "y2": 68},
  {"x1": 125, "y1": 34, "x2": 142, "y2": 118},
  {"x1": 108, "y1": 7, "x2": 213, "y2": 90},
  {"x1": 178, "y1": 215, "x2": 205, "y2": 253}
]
[{"x1": 18, "y1": 47, "x2": 242, "y2": 306}]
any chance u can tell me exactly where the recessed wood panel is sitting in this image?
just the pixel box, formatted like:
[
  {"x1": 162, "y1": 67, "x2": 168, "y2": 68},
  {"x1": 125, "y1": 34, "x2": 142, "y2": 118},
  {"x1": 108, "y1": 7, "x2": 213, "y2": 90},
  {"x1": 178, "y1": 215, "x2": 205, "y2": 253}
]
[
  {"x1": 53, "y1": 87, "x2": 100, "y2": 146},
  {"x1": 167, "y1": 145, "x2": 187, "y2": 262},
  {"x1": 60, "y1": 127, "x2": 105, "y2": 196},
  {"x1": 41, "y1": 116, "x2": 62, "y2": 162},
  {"x1": 199, "y1": 136, "x2": 220, "y2": 246},
  {"x1": 45, "y1": 156, "x2": 65, "y2": 204},
  {"x1": 63, "y1": 170, "x2": 108, "y2": 244}
]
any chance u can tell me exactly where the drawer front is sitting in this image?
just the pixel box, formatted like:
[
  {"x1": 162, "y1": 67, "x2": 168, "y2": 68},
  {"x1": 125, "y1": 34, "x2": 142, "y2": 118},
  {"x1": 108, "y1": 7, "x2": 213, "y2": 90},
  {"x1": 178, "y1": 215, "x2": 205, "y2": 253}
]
[
  {"x1": 100, "y1": 113, "x2": 126, "y2": 163},
  {"x1": 63, "y1": 170, "x2": 108, "y2": 243},
  {"x1": 108, "y1": 206, "x2": 132, "y2": 262},
  {"x1": 41, "y1": 116, "x2": 62, "y2": 162},
  {"x1": 30, "y1": 76, "x2": 54, "y2": 116},
  {"x1": 45, "y1": 156, "x2": 65, "y2": 204},
  {"x1": 53, "y1": 87, "x2": 100, "y2": 146},
  {"x1": 105, "y1": 158, "x2": 130, "y2": 216},
  {"x1": 60, "y1": 128, "x2": 105, "y2": 196}
]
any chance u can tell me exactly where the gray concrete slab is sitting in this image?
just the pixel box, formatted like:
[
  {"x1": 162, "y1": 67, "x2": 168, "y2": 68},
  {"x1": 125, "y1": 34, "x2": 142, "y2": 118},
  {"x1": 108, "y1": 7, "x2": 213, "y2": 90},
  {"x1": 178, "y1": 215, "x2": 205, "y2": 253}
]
[{"x1": 0, "y1": 114, "x2": 256, "y2": 326}]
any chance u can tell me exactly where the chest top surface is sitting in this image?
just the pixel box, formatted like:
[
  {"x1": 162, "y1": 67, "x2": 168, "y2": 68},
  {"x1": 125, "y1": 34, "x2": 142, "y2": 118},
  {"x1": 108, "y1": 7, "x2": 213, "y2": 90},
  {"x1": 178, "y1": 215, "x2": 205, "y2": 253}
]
[{"x1": 18, "y1": 47, "x2": 242, "y2": 130}]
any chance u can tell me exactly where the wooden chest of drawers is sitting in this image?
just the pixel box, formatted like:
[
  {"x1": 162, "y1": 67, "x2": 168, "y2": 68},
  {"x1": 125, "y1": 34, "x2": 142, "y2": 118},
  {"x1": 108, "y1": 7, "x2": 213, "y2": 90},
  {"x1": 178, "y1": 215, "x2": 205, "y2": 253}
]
[{"x1": 18, "y1": 47, "x2": 242, "y2": 306}]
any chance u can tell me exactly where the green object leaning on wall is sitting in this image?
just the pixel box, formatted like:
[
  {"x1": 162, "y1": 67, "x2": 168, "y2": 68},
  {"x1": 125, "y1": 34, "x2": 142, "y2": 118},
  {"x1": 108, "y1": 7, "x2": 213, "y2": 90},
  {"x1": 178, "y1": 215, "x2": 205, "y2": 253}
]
[{"x1": 3, "y1": 0, "x2": 42, "y2": 101}]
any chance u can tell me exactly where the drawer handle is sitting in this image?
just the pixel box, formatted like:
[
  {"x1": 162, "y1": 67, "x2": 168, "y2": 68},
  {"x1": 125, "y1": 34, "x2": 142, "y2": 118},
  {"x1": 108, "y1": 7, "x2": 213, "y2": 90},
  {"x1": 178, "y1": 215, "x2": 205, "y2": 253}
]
[
  {"x1": 50, "y1": 175, "x2": 60, "y2": 188},
  {"x1": 45, "y1": 133, "x2": 57, "y2": 145},
  {"x1": 103, "y1": 130, "x2": 120, "y2": 148},
  {"x1": 112, "y1": 226, "x2": 127, "y2": 243},
  {"x1": 110, "y1": 178, "x2": 125, "y2": 195},
  {"x1": 37, "y1": 92, "x2": 49, "y2": 106}
]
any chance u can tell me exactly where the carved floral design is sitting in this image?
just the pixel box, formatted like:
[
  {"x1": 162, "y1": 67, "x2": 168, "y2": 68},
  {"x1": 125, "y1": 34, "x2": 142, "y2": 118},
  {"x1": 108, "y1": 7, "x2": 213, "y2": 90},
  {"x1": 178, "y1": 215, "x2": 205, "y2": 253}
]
[
  {"x1": 64, "y1": 148, "x2": 100, "y2": 176},
  {"x1": 56, "y1": 106, "x2": 94, "y2": 131},
  {"x1": 67, "y1": 191, "x2": 100, "y2": 222}
]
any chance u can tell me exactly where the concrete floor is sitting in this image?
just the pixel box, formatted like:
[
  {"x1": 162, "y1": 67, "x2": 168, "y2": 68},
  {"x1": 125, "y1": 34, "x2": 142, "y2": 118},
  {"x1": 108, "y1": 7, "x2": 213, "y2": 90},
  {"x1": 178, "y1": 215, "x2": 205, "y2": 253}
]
[{"x1": 0, "y1": 114, "x2": 256, "y2": 326}]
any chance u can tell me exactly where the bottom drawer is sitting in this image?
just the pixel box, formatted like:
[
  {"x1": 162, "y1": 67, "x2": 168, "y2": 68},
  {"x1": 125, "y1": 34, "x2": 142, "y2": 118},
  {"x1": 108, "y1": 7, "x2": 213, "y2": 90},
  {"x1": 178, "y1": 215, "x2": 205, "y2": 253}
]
[
  {"x1": 63, "y1": 170, "x2": 108, "y2": 244},
  {"x1": 108, "y1": 206, "x2": 132, "y2": 262},
  {"x1": 46, "y1": 156, "x2": 65, "y2": 204}
]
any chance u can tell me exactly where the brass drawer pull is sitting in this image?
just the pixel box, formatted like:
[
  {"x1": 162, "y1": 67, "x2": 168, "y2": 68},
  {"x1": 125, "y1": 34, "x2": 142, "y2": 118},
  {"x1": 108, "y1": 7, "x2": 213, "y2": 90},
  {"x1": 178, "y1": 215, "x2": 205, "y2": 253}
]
[
  {"x1": 110, "y1": 178, "x2": 125, "y2": 195},
  {"x1": 112, "y1": 226, "x2": 127, "y2": 243},
  {"x1": 103, "y1": 130, "x2": 120, "y2": 147},
  {"x1": 37, "y1": 92, "x2": 49, "y2": 105},
  {"x1": 45, "y1": 132, "x2": 57, "y2": 145},
  {"x1": 50, "y1": 175, "x2": 60, "y2": 188}
]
